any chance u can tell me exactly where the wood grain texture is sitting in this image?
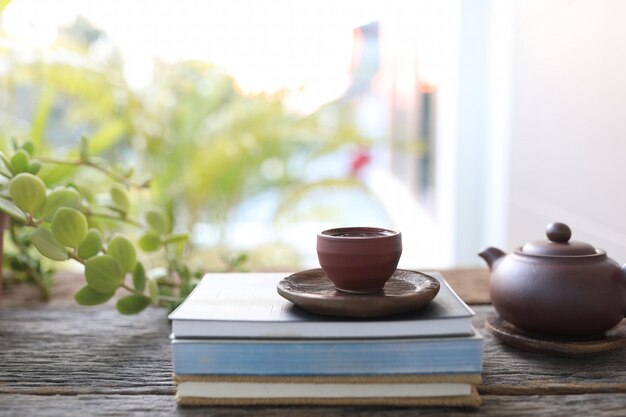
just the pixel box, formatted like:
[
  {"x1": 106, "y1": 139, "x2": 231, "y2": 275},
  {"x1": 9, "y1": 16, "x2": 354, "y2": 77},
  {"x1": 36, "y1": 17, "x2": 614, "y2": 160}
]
[
  {"x1": 1, "y1": 272, "x2": 625, "y2": 416},
  {"x1": 0, "y1": 394, "x2": 625, "y2": 416},
  {"x1": 0, "y1": 305, "x2": 174, "y2": 395},
  {"x1": 1, "y1": 305, "x2": 625, "y2": 396},
  {"x1": 437, "y1": 268, "x2": 490, "y2": 305},
  {"x1": 477, "y1": 310, "x2": 626, "y2": 395},
  {"x1": 277, "y1": 269, "x2": 440, "y2": 318},
  {"x1": 486, "y1": 315, "x2": 626, "y2": 357},
  {"x1": 1, "y1": 271, "x2": 84, "y2": 308}
]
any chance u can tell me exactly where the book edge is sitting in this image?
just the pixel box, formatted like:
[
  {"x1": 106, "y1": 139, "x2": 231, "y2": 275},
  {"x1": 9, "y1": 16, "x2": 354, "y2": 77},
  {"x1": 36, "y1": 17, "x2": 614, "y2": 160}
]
[
  {"x1": 170, "y1": 325, "x2": 483, "y2": 343},
  {"x1": 173, "y1": 373, "x2": 483, "y2": 384},
  {"x1": 169, "y1": 271, "x2": 474, "y2": 322},
  {"x1": 175, "y1": 386, "x2": 482, "y2": 407}
]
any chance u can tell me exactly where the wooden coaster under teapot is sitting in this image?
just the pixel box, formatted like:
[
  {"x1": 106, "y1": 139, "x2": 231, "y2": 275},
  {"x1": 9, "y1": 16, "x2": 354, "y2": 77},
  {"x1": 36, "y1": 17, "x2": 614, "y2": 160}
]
[{"x1": 486, "y1": 315, "x2": 626, "y2": 357}]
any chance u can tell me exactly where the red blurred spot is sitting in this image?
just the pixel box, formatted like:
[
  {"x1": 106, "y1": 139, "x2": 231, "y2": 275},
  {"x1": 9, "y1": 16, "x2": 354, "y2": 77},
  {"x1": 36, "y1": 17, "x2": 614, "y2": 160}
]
[
  {"x1": 350, "y1": 148, "x2": 371, "y2": 176},
  {"x1": 418, "y1": 81, "x2": 436, "y2": 94}
]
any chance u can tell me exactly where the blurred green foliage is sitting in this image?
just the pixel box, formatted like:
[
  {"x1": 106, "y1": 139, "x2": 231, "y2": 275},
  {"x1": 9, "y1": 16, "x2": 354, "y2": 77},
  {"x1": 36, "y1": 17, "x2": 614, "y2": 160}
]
[
  {"x1": 1, "y1": 17, "x2": 369, "y2": 230},
  {"x1": 0, "y1": 15, "x2": 376, "y2": 302}
]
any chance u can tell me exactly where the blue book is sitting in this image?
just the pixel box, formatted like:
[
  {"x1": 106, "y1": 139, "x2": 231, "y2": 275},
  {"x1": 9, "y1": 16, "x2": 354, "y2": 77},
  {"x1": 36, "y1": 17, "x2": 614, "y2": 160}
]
[
  {"x1": 171, "y1": 331, "x2": 483, "y2": 376},
  {"x1": 168, "y1": 272, "x2": 475, "y2": 339}
]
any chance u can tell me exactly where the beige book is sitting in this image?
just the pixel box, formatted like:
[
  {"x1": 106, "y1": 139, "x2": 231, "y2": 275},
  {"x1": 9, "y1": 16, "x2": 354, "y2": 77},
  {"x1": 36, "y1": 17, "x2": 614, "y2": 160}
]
[{"x1": 174, "y1": 374, "x2": 482, "y2": 407}]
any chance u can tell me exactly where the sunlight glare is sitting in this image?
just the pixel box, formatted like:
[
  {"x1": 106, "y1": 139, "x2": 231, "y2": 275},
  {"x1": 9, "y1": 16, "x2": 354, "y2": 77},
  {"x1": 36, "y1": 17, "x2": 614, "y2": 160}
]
[{"x1": 3, "y1": 0, "x2": 385, "y2": 111}]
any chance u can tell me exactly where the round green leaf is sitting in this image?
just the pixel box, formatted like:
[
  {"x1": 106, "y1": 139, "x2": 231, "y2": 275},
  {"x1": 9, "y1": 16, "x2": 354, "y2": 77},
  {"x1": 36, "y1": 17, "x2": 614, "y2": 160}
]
[
  {"x1": 30, "y1": 227, "x2": 69, "y2": 261},
  {"x1": 138, "y1": 232, "x2": 161, "y2": 252},
  {"x1": 106, "y1": 234, "x2": 136, "y2": 273},
  {"x1": 10, "y1": 150, "x2": 29, "y2": 173},
  {"x1": 148, "y1": 277, "x2": 159, "y2": 305},
  {"x1": 0, "y1": 197, "x2": 27, "y2": 222},
  {"x1": 116, "y1": 295, "x2": 150, "y2": 315},
  {"x1": 146, "y1": 209, "x2": 170, "y2": 234},
  {"x1": 74, "y1": 285, "x2": 115, "y2": 306},
  {"x1": 110, "y1": 186, "x2": 130, "y2": 212},
  {"x1": 21, "y1": 142, "x2": 35, "y2": 155},
  {"x1": 41, "y1": 188, "x2": 82, "y2": 221},
  {"x1": 158, "y1": 285, "x2": 173, "y2": 297},
  {"x1": 0, "y1": 151, "x2": 14, "y2": 174},
  {"x1": 27, "y1": 161, "x2": 41, "y2": 175},
  {"x1": 51, "y1": 207, "x2": 88, "y2": 248},
  {"x1": 67, "y1": 182, "x2": 95, "y2": 203},
  {"x1": 77, "y1": 228, "x2": 103, "y2": 259},
  {"x1": 85, "y1": 255, "x2": 124, "y2": 294},
  {"x1": 9, "y1": 173, "x2": 47, "y2": 213},
  {"x1": 132, "y1": 262, "x2": 146, "y2": 291}
]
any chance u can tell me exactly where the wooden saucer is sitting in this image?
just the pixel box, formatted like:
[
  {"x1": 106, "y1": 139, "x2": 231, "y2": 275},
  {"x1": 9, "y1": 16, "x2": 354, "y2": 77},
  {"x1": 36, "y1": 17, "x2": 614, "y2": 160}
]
[
  {"x1": 486, "y1": 315, "x2": 626, "y2": 357},
  {"x1": 276, "y1": 269, "x2": 440, "y2": 318}
]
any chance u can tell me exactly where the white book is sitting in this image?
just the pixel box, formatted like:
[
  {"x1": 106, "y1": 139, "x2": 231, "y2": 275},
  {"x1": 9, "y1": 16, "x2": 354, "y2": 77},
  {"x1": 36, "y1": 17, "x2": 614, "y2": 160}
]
[{"x1": 169, "y1": 271, "x2": 474, "y2": 339}]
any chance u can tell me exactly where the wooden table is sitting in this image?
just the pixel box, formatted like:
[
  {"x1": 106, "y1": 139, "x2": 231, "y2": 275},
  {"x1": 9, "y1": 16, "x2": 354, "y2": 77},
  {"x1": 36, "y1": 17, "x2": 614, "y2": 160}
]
[{"x1": 1, "y1": 270, "x2": 625, "y2": 416}]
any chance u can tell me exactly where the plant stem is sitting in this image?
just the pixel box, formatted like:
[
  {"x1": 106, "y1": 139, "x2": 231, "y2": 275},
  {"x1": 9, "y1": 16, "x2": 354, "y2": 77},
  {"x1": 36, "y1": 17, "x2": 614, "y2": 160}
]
[
  {"x1": 121, "y1": 283, "x2": 140, "y2": 294},
  {"x1": 0, "y1": 213, "x2": 6, "y2": 305},
  {"x1": 120, "y1": 283, "x2": 179, "y2": 303},
  {"x1": 8, "y1": 224, "x2": 51, "y2": 301},
  {"x1": 25, "y1": 213, "x2": 40, "y2": 227},
  {"x1": 86, "y1": 211, "x2": 145, "y2": 230},
  {"x1": 69, "y1": 253, "x2": 85, "y2": 265},
  {"x1": 88, "y1": 162, "x2": 135, "y2": 186},
  {"x1": 32, "y1": 155, "x2": 145, "y2": 188},
  {"x1": 32, "y1": 156, "x2": 81, "y2": 166}
]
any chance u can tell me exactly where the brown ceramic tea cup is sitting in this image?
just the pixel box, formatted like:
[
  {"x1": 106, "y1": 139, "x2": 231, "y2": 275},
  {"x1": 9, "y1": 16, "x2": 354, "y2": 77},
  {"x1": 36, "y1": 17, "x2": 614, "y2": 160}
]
[{"x1": 316, "y1": 227, "x2": 402, "y2": 293}]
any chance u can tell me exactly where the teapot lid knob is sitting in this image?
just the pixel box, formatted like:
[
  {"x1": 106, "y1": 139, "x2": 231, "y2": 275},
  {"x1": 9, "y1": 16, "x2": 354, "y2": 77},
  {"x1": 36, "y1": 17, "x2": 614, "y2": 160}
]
[
  {"x1": 546, "y1": 222, "x2": 571, "y2": 243},
  {"x1": 521, "y1": 222, "x2": 597, "y2": 256}
]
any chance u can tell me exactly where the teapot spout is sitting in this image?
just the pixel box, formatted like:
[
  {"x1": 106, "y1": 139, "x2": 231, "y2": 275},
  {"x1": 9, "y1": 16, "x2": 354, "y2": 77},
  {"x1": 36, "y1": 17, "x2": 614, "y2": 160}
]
[{"x1": 478, "y1": 247, "x2": 506, "y2": 271}]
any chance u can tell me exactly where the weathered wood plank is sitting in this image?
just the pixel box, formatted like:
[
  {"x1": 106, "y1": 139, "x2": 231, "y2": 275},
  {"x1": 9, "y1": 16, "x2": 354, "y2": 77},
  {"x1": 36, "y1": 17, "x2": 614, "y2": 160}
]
[
  {"x1": 439, "y1": 267, "x2": 490, "y2": 305},
  {"x1": 474, "y1": 307, "x2": 626, "y2": 394},
  {"x1": 0, "y1": 272, "x2": 85, "y2": 308},
  {"x1": 0, "y1": 305, "x2": 174, "y2": 395},
  {"x1": 1, "y1": 304, "x2": 625, "y2": 397},
  {"x1": 0, "y1": 394, "x2": 625, "y2": 416}
]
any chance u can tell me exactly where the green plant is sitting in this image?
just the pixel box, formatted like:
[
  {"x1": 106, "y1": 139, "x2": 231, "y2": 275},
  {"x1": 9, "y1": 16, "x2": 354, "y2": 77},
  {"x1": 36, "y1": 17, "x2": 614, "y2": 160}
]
[
  {"x1": 137, "y1": 62, "x2": 370, "y2": 228},
  {"x1": 0, "y1": 139, "x2": 203, "y2": 313},
  {"x1": 2, "y1": 49, "x2": 371, "y2": 228},
  {"x1": 1, "y1": 17, "x2": 381, "y2": 274}
]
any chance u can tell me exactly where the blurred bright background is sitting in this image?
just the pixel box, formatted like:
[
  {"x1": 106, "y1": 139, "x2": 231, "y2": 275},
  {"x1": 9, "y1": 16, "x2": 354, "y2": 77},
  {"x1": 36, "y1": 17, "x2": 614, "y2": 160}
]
[{"x1": 2, "y1": 0, "x2": 626, "y2": 272}]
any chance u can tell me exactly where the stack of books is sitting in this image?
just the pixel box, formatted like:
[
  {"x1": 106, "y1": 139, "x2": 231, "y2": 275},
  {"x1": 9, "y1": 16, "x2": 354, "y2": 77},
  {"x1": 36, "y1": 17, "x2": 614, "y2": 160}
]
[{"x1": 168, "y1": 272, "x2": 483, "y2": 407}]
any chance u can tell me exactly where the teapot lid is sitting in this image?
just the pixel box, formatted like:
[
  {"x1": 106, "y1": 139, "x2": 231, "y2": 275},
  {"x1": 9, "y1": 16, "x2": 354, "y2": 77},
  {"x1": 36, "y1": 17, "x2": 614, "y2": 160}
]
[{"x1": 520, "y1": 222, "x2": 597, "y2": 256}]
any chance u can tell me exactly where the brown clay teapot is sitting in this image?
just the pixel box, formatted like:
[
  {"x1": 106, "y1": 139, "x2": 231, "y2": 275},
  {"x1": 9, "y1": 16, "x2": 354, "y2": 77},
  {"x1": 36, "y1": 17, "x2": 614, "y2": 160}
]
[{"x1": 479, "y1": 222, "x2": 626, "y2": 337}]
